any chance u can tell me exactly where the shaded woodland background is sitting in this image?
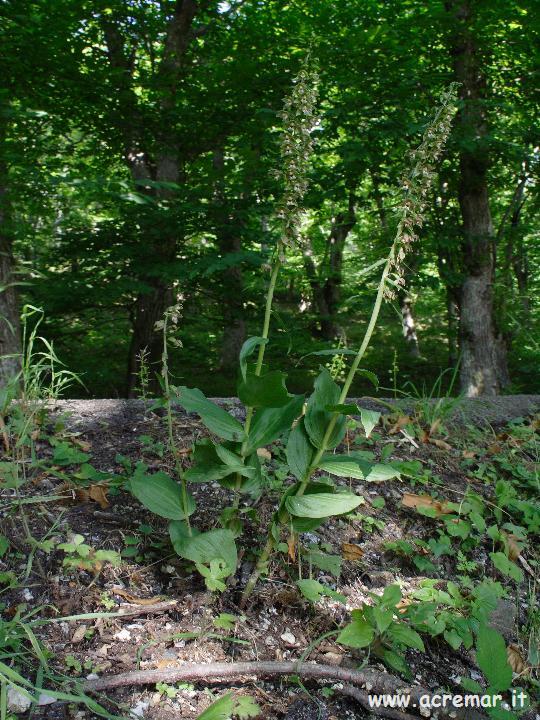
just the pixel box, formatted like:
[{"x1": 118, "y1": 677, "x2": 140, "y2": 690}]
[{"x1": 0, "y1": 0, "x2": 538, "y2": 399}]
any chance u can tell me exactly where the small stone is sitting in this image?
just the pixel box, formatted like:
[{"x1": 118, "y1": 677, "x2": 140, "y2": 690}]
[
  {"x1": 7, "y1": 688, "x2": 32, "y2": 714},
  {"x1": 323, "y1": 652, "x2": 343, "y2": 666},
  {"x1": 489, "y1": 599, "x2": 517, "y2": 640},
  {"x1": 71, "y1": 625, "x2": 88, "y2": 643},
  {"x1": 131, "y1": 700, "x2": 149, "y2": 718},
  {"x1": 37, "y1": 694, "x2": 56, "y2": 706},
  {"x1": 113, "y1": 628, "x2": 131, "y2": 642},
  {"x1": 280, "y1": 631, "x2": 296, "y2": 646}
]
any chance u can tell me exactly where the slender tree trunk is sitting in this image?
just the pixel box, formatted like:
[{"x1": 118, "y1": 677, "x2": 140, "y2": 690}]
[
  {"x1": 305, "y1": 193, "x2": 355, "y2": 340},
  {"x1": 102, "y1": 2, "x2": 200, "y2": 396},
  {"x1": 0, "y1": 118, "x2": 21, "y2": 386},
  {"x1": 446, "y1": 0, "x2": 508, "y2": 396},
  {"x1": 400, "y1": 295, "x2": 420, "y2": 357},
  {"x1": 211, "y1": 149, "x2": 246, "y2": 371},
  {"x1": 303, "y1": 249, "x2": 333, "y2": 338}
]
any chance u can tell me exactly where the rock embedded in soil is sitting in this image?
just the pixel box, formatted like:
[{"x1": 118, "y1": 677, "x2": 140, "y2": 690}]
[{"x1": 488, "y1": 599, "x2": 518, "y2": 641}]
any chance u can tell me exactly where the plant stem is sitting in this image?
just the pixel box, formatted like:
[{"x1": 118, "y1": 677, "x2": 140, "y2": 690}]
[
  {"x1": 232, "y1": 245, "x2": 283, "y2": 507},
  {"x1": 163, "y1": 317, "x2": 192, "y2": 536},
  {"x1": 242, "y1": 247, "x2": 395, "y2": 603},
  {"x1": 298, "y1": 252, "x2": 393, "y2": 496}
]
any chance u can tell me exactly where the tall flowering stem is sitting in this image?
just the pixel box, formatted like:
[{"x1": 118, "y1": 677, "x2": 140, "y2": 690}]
[
  {"x1": 233, "y1": 60, "x2": 319, "y2": 500},
  {"x1": 241, "y1": 84, "x2": 459, "y2": 604}
]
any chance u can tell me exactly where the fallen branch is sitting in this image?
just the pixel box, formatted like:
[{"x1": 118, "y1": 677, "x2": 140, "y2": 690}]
[
  {"x1": 115, "y1": 600, "x2": 178, "y2": 618},
  {"x1": 339, "y1": 684, "x2": 418, "y2": 720},
  {"x1": 83, "y1": 660, "x2": 487, "y2": 720}
]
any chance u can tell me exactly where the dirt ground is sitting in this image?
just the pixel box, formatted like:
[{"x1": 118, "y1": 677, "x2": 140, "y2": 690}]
[{"x1": 1, "y1": 396, "x2": 539, "y2": 719}]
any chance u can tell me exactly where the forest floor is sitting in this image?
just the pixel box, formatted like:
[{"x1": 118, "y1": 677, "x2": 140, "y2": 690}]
[{"x1": 1, "y1": 396, "x2": 539, "y2": 720}]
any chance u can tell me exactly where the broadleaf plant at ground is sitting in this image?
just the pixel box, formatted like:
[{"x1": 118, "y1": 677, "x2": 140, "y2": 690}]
[{"x1": 129, "y1": 71, "x2": 459, "y2": 598}]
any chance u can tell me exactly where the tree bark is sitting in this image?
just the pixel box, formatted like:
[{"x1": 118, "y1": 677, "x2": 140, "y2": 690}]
[
  {"x1": 212, "y1": 149, "x2": 246, "y2": 371},
  {"x1": 498, "y1": 165, "x2": 530, "y2": 322},
  {"x1": 0, "y1": 116, "x2": 21, "y2": 386},
  {"x1": 102, "y1": 2, "x2": 202, "y2": 396},
  {"x1": 446, "y1": 0, "x2": 509, "y2": 396}
]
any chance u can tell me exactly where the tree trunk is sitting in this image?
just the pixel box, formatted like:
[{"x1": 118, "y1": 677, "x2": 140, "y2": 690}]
[
  {"x1": 102, "y1": 3, "x2": 200, "y2": 396},
  {"x1": 446, "y1": 0, "x2": 508, "y2": 396},
  {"x1": 400, "y1": 296, "x2": 420, "y2": 357},
  {"x1": 0, "y1": 118, "x2": 21, "y2": 386},
  {"x1": 305, "y1": 193, "x2": 355, "y2": 340},
  {"x1": 212, "y1": 149, "x2": 246, "y2": 371}
]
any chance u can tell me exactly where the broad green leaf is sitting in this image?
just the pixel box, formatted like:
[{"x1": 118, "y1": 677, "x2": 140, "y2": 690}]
[
  {"x1": 387, "y1": 623, "x2": 425, "y2": 651},
  {"x1": 297, "y1": 579, "x2": 346, "y2": 604},
  {"x1": 172, "y1": 529, "x2": 237, "y2": 575},
  {"x1": 382, "y1": 648, "x2": 411, "y2": 678},
  {"x1": 196, "y1": 693, "x2": 235, "y2": 720},
  {"x1": 357, "y1": 369, "x2": 379, "y2": 389},
  {"x1": 476, "y1": 625, "x2": 512, "y2": 692},
  {"x1": 326, "y1": 403, "x2": 359, "y2": 414},
  {"x1": 304, "y1": 368, "x2": 346, "y2": 450},
  {"x1": 489, "y1": 552, "x2": 523, "y2": 583},
  {"x1": 234, "y1": 695, "x2": 261, "y2": 719},
  {"x1": 286, "y1": 420, "x2": 314, "y2": 481},
  {"x1": 444, "y1": 628, "x2": 463, "y2": 650},
  {"x1": 168, "y1": 520, "x2": 194, "y2": 545},
  {"x1": 52, "y1": 442, "x2": 90, "y2": 466},
  {"x1": 130, "y1": 464, "x2": 194, "y2": 520},
  {"x1": 360, "y1": 408, "x2": 381, "y2": 438},
  {"x1": 285, "y1": 491, "x2": 362, "y2": 518},
  {"x1": 238, "y1": 370, "x2": 290, "y2": 407},
  {"x1": 365, "y1": 463, "x2": 401, "y2": 482},
  {"x1": 337, "y1": 616, "x2": 375, "y2": 648},
  {"x1": 177, "y1": 387, "x2": 245, "y2": 441},
  {"x1": 373, "y1": 606, "x2": 394, "y2": 633},
  {"x1": 307, "y1": 548, "x2": 342, "y2": 577},
  {"x1": 239, "y1": 337, "x2": 267, "y2": 381},
  {"x1": 318, "y1": 453, "x2": 369, "y2": 479},
  {"x1": 461, "y1": 677, "x2": 483, "y2": 693},
  {"x1": 291, "y1": 516, "x2": 324, "y2": 533},
  {"x1": 244, "y1": 395, "x2": 304, "y2": 455},
  {"x1": 380, "y1": 584, "x2": 402, "y2": 609},
  {"x1": 185, "y1": 440, "x2": 238, "y2": 483},
  {"x1": 215, "y1": 445, "x2": 255, "y2": 477}
]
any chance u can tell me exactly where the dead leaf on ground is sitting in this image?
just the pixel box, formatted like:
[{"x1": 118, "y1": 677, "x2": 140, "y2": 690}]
[
  {"x1": 155, "y1": 658, "x2": 180, "y2": 669},
  {"x1": 257, "y1": 447, "x2": 272, "y2": 460},
  {"x1": 428, "y1": 437, "x2": 452, "y2": 451},
  {"x1": 396, "y1": 598, "x2": 413, "y2": 613},
  {"x1": 88, "y1": 484, "x2": 109, "y2": 509},
  {"x1": 507, "y1": 644, "x2": 527, "y2": 675},
  {"x1": 388, "y1": 415, "x2": 412, "y2": 434},
  {"x1": 341, "y1": 542, "x2": 364, "y2": 561},
  {"x1": 111, "y1": 587, "x2": 164, "y2": 605},
  {"x1": 73, "y1": 438, "x2": 92, "y2": 451},
  {"x1": 287, "y1": 533, "x2": 296, "y2": 561},
  {"x1": 502, "y1": 532, "x2": 523, "y2": 561},
  {"x1": 401, "y1": 492, "x2": 452, "y2": 516},
  {"x1": 71, "y1": 625, "x2": 88, "y2": 644},
  {"x1": 462, "y1": 450, "x2": 476, "y2": 459}
]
